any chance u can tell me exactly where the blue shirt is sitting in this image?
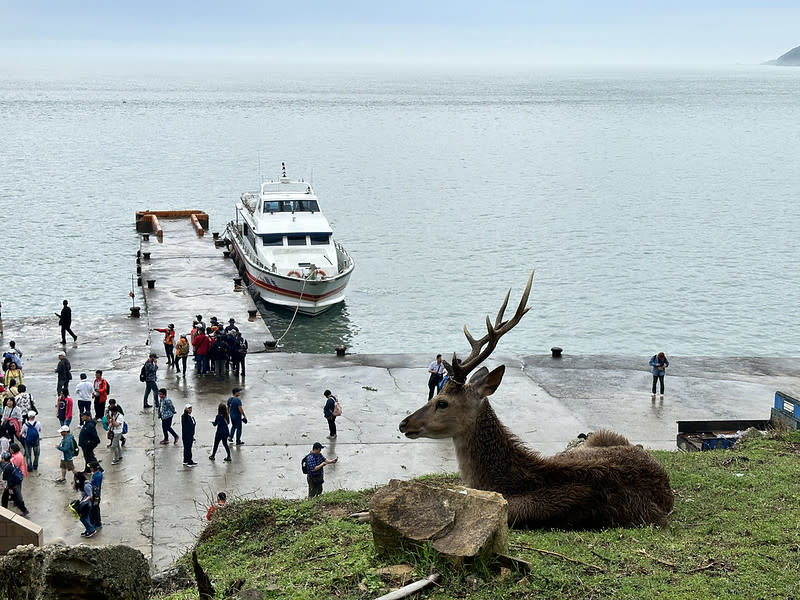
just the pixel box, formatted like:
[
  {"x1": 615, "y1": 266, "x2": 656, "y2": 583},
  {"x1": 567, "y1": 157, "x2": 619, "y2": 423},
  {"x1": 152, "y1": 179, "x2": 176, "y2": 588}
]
[
  {"x1": 305, "y1": 452, "x2": 326, "y2": 479},
  {"x1": 227, "y1": 396, "x2": 242, "y2": 422},
  {"x1": 649, "y1": 355, "x2": 669, "y2": 376}
]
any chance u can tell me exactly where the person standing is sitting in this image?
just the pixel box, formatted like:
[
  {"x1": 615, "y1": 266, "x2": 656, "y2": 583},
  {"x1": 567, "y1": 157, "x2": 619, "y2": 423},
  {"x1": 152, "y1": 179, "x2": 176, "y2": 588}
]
[
  {"x1": 232, "y1": 332, "x2": 248, "y2": 376},
  {"x1": 57, "y1": 300, "x2": 78, "y2": 344},
  {"x1": 175, "y1": 335, "x2": 190, "y2": 377},
  {"x1": 8, "y1": 443, "x2": 27, "y2": 481},
  {"x1": 152, "y1": 324, "x2": 176, "y2": 367},
  {"x1": 142, "y1": 353, "x2": 159, "y2": 409},
  {"x1": 92, "y1": 370, "x2": 109, "y2": 421},
  {"x1": 14, "y1": 384, "x2": 34, "y2": 417},
  {"x1": 108, "y1": 405, "x2": 125, "y2": 465},
  {"x1": 3, "y1": 362, "x2": 22, "y2": 388},
  {"x1": 56, "y1": 352, "x2": 72, "y2": 396},
  {"x1": 181, "y1": 404, "x2": 197, "y2": 466},
  {"x1": 75, "y1": 373, "x2": 94, "y2": 417},
  {"x1": 0, "y1": 451, "x2": 28, "y2": 517},
  {"x1": 88, "y1": 461, "x2": 103, "y2": 529},
  {"x1": 73, "y1": 471, "x2": 96, "y2": 537},
  {"x1": 56, "y1": 390, "x2": 74, "y2": 427},
  {"x1": 323, "y1": 390, "x2": 339, "y2": 439},
  {"x1": 649, "y1": 352, "x2": 669, "y2": 396},
  {"x1": 304, "y1": 442, "x2": 337, "y2": 498},
  {"x1": 226, "y1": 388, "x2": 247, "y2": 445},
  {"x1": 20, "y1": 411, "x2": 41, "y2": 472},
  {"x1": 427, "y1": 354, "x2": 446, "y2": 400},
  {"x1": 208, "y1": 403, "x2": 231, "y2": 462},
  {"x1": 192, "y1": 328, "x2": 210, "y2": 375},
  {"x1": 158, "y1": 388, "x2": 179, "y2": 445},
  {"x1": 78, "y1": 412, "x2": 100, "y2": 471},
  {"x1": 56, "y1": 425, "x2": 78, "y2": 483},
  {"x1": 206, "y1": 492, "x2": 227, "y2": 519}
]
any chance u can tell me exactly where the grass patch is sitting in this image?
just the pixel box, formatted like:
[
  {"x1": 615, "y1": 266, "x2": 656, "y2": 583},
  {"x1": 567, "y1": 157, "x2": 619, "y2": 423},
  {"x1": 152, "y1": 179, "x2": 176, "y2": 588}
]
[{"x1": 155, "y1": 431, "x2": 800, "y2": 599}]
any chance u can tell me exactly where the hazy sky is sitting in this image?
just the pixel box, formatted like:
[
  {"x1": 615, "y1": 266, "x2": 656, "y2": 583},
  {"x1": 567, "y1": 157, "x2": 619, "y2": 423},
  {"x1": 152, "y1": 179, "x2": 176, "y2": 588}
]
[{"x1": 1, "y1": 1, "x2": 797, "y2": 66}]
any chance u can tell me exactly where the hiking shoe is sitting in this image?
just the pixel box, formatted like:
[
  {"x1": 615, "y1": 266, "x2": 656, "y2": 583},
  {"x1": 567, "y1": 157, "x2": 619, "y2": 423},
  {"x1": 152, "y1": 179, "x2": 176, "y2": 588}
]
[
  {"x1": 174, "y1": 436, "x2": 180, "y2": 445},
  {"x1": 111, "y1": 460, "x2": 120, "y2": 465},
  {"x1": 159, "y1": 440, "x2": 169, "y2": 445},
  {"x1": 187, "y1": 461, "x2": 197, "y2": 467},
  {"x1": 235, "y1": 441, "x2": 244, "y2": 445},
  {"x1": 223, "y1": 457, "x2": 232, "y2": 462},
  {"x1": 227, "y1": 438, "x2": 233, "y2": 443},
  {"x1": 82, "y1": 530, "x2": 96, "y2": 538},
  {"x1": 55, "y1": 478, "x2": 66, "y2": 484},
  {"x1": 21, "y1": 511, "x2": 30, "y2": 518},
  {"x1": 208, "y1": 455, "x2": 215, "y2": 461}
]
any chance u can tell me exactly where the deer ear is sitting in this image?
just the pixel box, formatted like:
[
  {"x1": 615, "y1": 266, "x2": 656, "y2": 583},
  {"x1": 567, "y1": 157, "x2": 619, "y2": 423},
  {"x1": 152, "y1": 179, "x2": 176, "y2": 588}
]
[{"x1": 471, "y1": 365, "x2": 505, "y2": 397}]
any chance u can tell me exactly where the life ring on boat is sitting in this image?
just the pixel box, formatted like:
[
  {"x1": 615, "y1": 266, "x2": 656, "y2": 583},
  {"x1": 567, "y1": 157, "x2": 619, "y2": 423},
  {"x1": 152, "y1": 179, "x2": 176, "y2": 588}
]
[
  {"x1": 287, "y1": 270, "x2": 302, "y2": 278},
  {"x1": 314, "y1": 269, "x2": 327, "y2": 278}
]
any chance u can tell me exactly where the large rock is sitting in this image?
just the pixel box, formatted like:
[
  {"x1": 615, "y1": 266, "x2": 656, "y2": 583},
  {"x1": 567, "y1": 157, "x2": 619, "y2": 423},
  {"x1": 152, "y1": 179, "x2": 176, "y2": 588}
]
[
  {"x1": 0, "y1": 544, "x2": 150, "y2": 600},
  {"x1": 369, "y1": 479, "x2": 508, "y2": 564}
]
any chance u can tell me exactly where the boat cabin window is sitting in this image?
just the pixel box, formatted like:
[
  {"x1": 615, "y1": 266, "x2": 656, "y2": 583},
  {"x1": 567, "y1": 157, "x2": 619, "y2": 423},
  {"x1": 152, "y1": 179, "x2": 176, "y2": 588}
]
[
  {"x1": 262, "y1": 200, "x2": 320, "y2": 213},
  {"x1": 287, "y1": 234, "x2": 307, "y2": 246},
  {"x1": 261, "y1": 234, "x2": 283, "y2": 246},
  {"x1": 310, "y1": 234, "x2": 330, "y2": 245}
]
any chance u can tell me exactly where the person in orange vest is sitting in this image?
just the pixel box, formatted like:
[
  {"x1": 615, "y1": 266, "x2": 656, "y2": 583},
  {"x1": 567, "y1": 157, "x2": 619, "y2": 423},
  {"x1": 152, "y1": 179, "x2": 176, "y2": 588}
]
[{"x1": 152, "y1": 324, "x2": 176, "y2": 367}]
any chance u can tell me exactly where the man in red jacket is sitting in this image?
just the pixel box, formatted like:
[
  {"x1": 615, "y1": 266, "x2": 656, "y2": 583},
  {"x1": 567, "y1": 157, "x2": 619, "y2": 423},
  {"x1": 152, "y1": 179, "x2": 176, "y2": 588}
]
[{"x1": 192, "y1": 328, "x2": 210, "y2": 375}]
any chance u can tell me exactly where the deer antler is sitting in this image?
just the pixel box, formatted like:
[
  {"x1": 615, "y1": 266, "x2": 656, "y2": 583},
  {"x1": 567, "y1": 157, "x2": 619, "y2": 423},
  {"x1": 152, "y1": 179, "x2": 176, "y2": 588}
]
[{"x1": 447, "y1": 271, "x2": 534, "y2": 384}]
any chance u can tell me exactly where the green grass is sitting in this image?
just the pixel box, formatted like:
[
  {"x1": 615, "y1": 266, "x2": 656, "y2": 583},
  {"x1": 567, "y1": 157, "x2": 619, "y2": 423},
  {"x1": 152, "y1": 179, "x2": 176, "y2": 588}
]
[{"x1": 156, "y1": 431, "x2": 800, "y2": 600}]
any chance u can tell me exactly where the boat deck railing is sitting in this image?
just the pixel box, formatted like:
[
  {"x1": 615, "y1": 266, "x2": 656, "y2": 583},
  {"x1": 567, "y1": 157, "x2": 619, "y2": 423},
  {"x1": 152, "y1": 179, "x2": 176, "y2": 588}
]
[{"x1": 226, "y1": 221, "x2": 274, "y2": 273}]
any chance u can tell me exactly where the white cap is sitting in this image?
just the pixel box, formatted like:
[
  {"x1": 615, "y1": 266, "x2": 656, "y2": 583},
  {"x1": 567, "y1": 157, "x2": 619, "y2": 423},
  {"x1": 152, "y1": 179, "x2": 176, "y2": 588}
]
[
  {"x1": 27, "y1": 411, "x2": 36, "y2": 418},
  {"x1": 184, "y1": 403, "x2": 192, "y2": 409},
  {"x1": 58, "y1": 425, "x2": 69, "y2": 433}
]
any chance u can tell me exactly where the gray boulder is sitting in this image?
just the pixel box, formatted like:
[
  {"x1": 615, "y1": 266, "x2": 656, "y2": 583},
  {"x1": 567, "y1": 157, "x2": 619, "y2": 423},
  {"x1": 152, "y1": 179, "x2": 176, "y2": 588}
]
[
  {"x1": 0, "y1": 544, "x2": 150, "y2": 600},
  {"x1": 369, "y1": 479, "x2": 508, "y2": 564}
]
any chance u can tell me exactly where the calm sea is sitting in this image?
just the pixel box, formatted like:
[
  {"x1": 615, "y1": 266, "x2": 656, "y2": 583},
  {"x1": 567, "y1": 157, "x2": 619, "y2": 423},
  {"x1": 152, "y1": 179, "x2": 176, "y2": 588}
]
[{"x1": 2, "y1": 62, "x2": 799, "y2": 356}]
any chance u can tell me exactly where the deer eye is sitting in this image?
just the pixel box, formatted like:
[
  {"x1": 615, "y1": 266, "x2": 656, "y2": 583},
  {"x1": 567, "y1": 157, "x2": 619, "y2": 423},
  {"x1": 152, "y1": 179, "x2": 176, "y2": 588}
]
[{"x1": 435, "y1": 400, "x2": 449, "y2": 410}]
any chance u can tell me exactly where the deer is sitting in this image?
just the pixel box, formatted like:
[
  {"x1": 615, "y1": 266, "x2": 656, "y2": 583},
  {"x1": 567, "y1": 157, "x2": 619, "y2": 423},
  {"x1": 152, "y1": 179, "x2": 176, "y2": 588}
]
[{"x1": 399, "y1": 272, "x2": 674, "y2": 529}]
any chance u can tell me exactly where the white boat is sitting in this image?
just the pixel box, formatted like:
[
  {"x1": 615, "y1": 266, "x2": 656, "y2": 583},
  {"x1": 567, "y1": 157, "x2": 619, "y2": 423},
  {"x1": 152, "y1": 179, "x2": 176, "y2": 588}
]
[{"x1": 225, "y1": 163, "x2": 354, "y2": 316}]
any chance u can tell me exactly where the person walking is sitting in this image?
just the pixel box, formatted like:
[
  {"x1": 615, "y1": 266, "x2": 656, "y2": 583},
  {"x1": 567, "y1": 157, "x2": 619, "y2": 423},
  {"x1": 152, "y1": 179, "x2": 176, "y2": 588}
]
[
  {"x1": 56, "y1": 390, "x2": 74, "y2": 427},
  {"x1": 57, "y1": 299, "x2": 77, "y2": 344},
  {"x1": 88, "y1": 461, "x2": 103, "y2": 529},
  {"x1": 208, "y1": 403, "x2": 231, "y2": 462},
  {"x1": 323, "y1": 389, "x2": 340, "y2": 439},
  {"x1": 142, "y1": 353, "x2": 159, "y2": 409},
  {"x1": 0, "y1": 451, "x2": 28, "y2": 517},
  {"x1": 20, "y1": 411, "x2": 41, "y2": 472},
  {"x1": 304, "y1": 442, "x2": 337, "y2": 498},
  {"x1": 92, "y1": 370, "x2": 109, "y2": 421},
  {"x1": 226, "y1": 388, "x2": 247, "y2": 445},
  {"x1": 55, "y1": 425, "x2": 78, "y2": 483},
  {"x1": 73, "y1": 471, "x2": 96, "y2": 537},
  {"x1": 427, "y1": 354, "x2": 446, "y2": 400},
  {"x1": 9, "y1": 442, "x2": 27, "y2": 481},
  {"x1": 175, "y1": 335, "x2": 190, "y2": 377},
  {"x1": 181, "y1": 404, "x2": 197, "y2": 466},
  {"x1": 78, "y1": 412, "x2": 100, "y2": 471},
  {"x1": 108, "y1": 405, "x2": 125, "y2": 465},
  {"x1": 152, "y1": 324, "x2": 176, "y2": 367},
  {"x1": 649, "y1": 352, "x2": 669, "y2": 396},
  {"x1": 158, "y1": 388, "x2": 179, "y2": 445},
  {"x1": 75, "y1": 373, "x2": 94, "y2": 417},
  {"x1": 56, "y1": 352, "x2": 72, "y2": 396}
]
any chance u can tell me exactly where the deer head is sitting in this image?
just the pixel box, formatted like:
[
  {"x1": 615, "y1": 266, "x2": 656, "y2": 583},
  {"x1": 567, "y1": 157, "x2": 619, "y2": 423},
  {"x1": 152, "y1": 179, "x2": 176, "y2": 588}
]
[{"x1": 399, "y1": 271, "x2": 533, "y2": 439}]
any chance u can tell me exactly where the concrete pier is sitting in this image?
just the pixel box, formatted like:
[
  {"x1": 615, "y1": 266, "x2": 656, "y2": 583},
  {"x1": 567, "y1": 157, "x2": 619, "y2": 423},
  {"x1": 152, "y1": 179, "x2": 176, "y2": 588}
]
[{"x1": 1, "y1": 218, "x2": 798, "y2": 570}]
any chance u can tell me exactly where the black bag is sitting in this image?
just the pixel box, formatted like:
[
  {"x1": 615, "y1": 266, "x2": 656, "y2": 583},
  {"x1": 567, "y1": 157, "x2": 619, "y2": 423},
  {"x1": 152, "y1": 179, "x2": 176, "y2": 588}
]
[
  {"x1": 301, "y1": 455, "x2": 309, "y2": 474},
  {"x1": 139, "y1": 365, "x2": 146, "y2": 382}
]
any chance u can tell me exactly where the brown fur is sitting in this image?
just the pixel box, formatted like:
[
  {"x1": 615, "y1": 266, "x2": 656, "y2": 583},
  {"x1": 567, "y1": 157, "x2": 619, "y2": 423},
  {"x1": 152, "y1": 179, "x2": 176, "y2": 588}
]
[{"x1": 400, "y1": 366, "x2": 673, "y2": 529}]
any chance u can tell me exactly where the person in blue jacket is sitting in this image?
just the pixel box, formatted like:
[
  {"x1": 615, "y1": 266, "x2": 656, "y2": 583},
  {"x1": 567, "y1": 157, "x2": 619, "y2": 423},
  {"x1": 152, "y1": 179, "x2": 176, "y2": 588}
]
[{"x1": 649, "y1": 352, "x2": 669, "y2": 395}]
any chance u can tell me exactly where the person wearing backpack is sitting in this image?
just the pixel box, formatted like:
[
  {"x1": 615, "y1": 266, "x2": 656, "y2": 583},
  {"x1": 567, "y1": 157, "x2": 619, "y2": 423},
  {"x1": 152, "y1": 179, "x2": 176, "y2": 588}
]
[
  {"x1": 0, "y1": 451, "x2": 28, "y2": 517},
  {"x1": 303, "y1": 442, "x2": 337, "y2": 498},
  {"x1": 78, "y1": 412, "x2": 100, "y2": 471},
  {"x1": 323, "y1": 389, "x2": 341, "y2": 439},
  {"x1": 55, "y1": 425, "x2": 78, "y2": 483},
  {"x1": 142, "y1": 353, "x2": 159, "y2": 409},
  {"x1": 20, "y1": 411, "x2": 41, "y2": 471}
]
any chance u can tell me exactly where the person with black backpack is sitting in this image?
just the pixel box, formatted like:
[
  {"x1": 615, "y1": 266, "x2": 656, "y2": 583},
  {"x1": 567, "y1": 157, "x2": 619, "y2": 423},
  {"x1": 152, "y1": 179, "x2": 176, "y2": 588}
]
[
  {"x1": 0, "y1": 451, "x2": 28, "y2": 517},
  {"x1": 20, "y1": 411, "x2": 41, "y2": 472},
  {"x1": 302, "y1": 442, "x2": 337, "y2": 498}
]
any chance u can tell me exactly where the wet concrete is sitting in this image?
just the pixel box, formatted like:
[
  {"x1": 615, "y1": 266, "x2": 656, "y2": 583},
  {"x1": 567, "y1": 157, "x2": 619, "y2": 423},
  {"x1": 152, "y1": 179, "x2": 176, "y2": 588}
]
[{"x1": 3, "y1": 220, "x2": 798, "y2": 571}]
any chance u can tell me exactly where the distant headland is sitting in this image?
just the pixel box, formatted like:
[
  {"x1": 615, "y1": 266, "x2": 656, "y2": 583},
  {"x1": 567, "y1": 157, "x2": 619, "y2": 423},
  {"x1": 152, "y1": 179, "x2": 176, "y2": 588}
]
[{"x1": 764, "y1": 45, "x2": 800, "y2": 66}]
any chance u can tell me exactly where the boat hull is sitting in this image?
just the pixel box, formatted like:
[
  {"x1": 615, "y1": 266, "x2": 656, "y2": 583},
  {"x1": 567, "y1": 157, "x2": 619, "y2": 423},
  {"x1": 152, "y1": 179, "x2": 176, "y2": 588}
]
[{"x1": 227, "y1": 229, "x2": 353, "y2": 316}]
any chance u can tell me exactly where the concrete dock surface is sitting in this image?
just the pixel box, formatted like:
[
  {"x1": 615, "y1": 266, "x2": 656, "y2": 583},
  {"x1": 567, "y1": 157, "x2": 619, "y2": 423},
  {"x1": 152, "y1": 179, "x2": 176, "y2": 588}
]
[{"x1": 3, "y1": 220, "x2": 798, "y2": 570}]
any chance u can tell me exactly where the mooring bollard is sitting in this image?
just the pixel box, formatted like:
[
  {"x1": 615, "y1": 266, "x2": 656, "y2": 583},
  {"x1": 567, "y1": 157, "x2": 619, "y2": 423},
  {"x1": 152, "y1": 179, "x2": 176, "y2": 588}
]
[
  {"x1": 212, "y1": 232, "x2": 220, "y2": 240},
  {"x1": 142, "y1": 233, "x2": 150, "y2": 241},
  {"x1": 130, "y1": 306, "x2": 141, "y2": 318},
  {"x1": 233, "y1": 277, "x2": 243, "y2": 287},
  {"x1": 136, "y1": 250, "x2": 141, "y2": 258},
  {"x1": 551, "y1": 347, "x2": 563, "y2": 358},
  {"x1": 147, "y1": 279, "x2": 156, "y2": 289},
  {"x1": 223, "y1": 250, "x2": 231, "y2": 259},
  {"x1": 248, "y1": 309, "x2": 258, "y2": 319},
  {"x1": 142, "y1": 252, "x2": 151, "y2": 261},
  {"x1": 214, "y1": 239, "x2": 226, "y2": 248},
  {"x1": 264, "y1": 340, "x2": 277, "y2": 349},
  {"x1": 336, "y1": 345, "x2": 347, "y2": 357}
]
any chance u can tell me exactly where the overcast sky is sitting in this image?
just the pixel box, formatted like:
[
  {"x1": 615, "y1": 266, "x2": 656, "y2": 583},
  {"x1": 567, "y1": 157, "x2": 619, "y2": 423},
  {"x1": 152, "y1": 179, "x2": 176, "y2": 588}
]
[{"x1": 1, "y1": 1, "x2": 797, "y2": 66}]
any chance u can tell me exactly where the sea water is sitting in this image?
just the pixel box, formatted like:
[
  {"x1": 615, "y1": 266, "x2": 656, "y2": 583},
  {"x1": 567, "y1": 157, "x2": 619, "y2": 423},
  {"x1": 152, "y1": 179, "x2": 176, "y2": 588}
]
[{"x1": 1, "y1": 62, "x2": 799, "y2": 356}]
